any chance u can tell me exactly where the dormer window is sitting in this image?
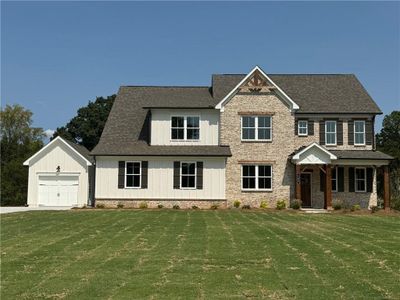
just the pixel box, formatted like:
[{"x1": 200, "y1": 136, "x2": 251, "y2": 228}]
[{"x1": 171, "y1": 116, "x2": 200, "y2": 140}]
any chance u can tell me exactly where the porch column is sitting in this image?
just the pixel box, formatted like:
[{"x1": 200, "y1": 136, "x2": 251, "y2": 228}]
[
  {"x1": 324, "y1": 164, "x2": 332, "y2": 210},
  {"x1": 295, "y1": 164, "x2": 301, "y2": 200},
  {"x1": 383, "y1": 165, "x2": 390, "y2": 211}
]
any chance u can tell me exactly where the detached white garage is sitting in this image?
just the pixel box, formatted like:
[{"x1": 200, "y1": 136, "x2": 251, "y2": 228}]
[{"x1": 24, "y1": 137, "x2": 93, "y2": 207}]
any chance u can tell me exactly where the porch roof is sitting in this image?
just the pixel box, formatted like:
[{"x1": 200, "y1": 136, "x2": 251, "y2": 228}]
[{"x1": 291, "y1": 143, "x2": 393, "y2": 165}]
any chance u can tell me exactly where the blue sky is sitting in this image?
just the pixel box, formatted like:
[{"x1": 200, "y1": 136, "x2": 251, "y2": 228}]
[{"x1": 2, "y1": 1, "x2": 399, "y2": 136}]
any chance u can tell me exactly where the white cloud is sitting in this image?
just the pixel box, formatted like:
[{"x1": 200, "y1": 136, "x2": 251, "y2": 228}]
[{"x1": 44, "y1": 129, "x2": 55, "y2": 139}]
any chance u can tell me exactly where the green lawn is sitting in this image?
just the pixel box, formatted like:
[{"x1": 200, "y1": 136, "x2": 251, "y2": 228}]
[{"x1": 1, "y1": 210, "x2": 399, "y2": 299}]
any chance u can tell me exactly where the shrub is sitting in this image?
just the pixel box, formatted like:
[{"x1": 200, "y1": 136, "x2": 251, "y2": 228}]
[
  {"x1": 333, "y1": 201, "x2": 342, "y2": 210},
  {"x1": 370, "y1": 206, "x2": 380, "y2": 213},
  {"x1": 139, "y1": 202, "x2": 148, "y2": 209},
  {"x1": 96, "y1": 203, "x2": 105, "y2": 209},
  {"x1": 210, "y1": 204, "x2": 219, "y2": 210},
  {"x1": 276, "y1": 200, "x2": 286, "y2": 210},
  {"x1": 242, "y1": 204, "x2": 251, "y2": 209},
  {"x1": 117, "y1": 202, "x2": 124, "y2": 209},
  {"x1": 391, "y1": 197, "x2": 400, "y2": 211},
  {"x1": 291, "y1": 199, "x2": 301, "y2": 210},
  {"x1": 259, "y1": 201, "x2": 268, "y2": 209},
  {"x1": 351, "y1": 204, "x2": 361, "y2": 212},
  {"x1": 173, "y1": 205, "x2": 180, "y2": 209},
  {"x1": 233, "y1": 200, "x2": 241, "y2": 208},
  {"x1": 192, "y1": 205, "x2": 199, "y2": 209},
  {"x1": 157, "y1": 204, "x2": 164, "y2": 209}
]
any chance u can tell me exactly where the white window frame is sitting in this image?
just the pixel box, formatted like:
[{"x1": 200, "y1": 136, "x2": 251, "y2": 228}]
[
  {"x1": 125, "y1": 161, "x2": 141, "y2": 189},
  {"x1": 298, "y1": 120, "x2": 308, "y2": 136},
  {"x1": 355, "y1": 167, "x2": 366, "y2": 192},
  {"x1": 241, "y1": 165, "x2": 273, "y2": 191},
  {"x1": 171, "y1": 115, "x2": 200, "y2": 141},
  {"x1": 331, "y1": 166, "x2": 338, "y2": 192},
  {"x1": 180, "y1": 161, "x2": 197, "y2": 190},
  {"x1": 325, "y1": 120, "x2": 337, "y2": 146},
  {"x1": 241, "y1": 116, "x2": 272, "y2": 141},
  {"x1": 354, "y1": 120, "x2": 366, "y2": 146}
]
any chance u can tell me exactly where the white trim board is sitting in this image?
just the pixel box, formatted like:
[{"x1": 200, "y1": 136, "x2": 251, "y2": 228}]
[
  {"x1": 23, "y1": 136, "x2": 92, "y2": 166},
  {"x1": 215, "y1": 65, "x2": 300, "y2": 112}
]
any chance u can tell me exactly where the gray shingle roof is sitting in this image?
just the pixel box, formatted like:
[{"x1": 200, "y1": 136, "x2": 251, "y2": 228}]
[
  {"x1": 212, "y1": 74, "x2": 382, "y2": 113},
  {"x1": 330, "y1": 150, "x2": 393, "y2": 160},
  {"x1": 63, "y1": 139, "x2": 94, "y2": 163},
  {"x1": 92, "y1": 73, "x2": 382, "y2": 156}
]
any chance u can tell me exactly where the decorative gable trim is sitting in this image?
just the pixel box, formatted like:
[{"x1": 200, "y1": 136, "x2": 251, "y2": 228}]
[
  {"x1": 23, "y1": 136, "x2": 92, "y2": 166},
  {"x1": 292, "y1": 142, "x2": 337, "y2": 165},
  {"x1": 215, "y1": 66, "x2": 300, "y2": 111}
]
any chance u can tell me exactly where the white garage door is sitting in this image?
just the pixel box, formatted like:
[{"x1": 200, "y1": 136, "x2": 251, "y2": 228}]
[{"x1": 38, "y1": 175, "x2": 79, "y2": 206}]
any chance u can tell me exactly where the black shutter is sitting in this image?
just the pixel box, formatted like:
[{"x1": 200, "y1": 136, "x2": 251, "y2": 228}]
[
  {"x1": 141, "y1": 161, "x2": 148, "y2": 189},
  {"x1": 118, "y1": 161, "x2": 125, "y2": 189},
  {"x1": 337, "y1": 120, "x2": 343, "y2": 145},
  {"x1": 366, "y1": 120, "x2": 373, "y2": 145},
  {"x1": 348, "y1": 120, "x2": 354, "y2": 145},
  {"x1": 294, "y1": 119, "x2": 298, "y2": 135},
  {"x1": 308, "y1": 120, "x2": 314, "y2": 135},
  {"x1": 319, "y1": 121, "x2": 325, "y2": 145},
  {"x1": 338, "y1": 167, "x2": 344, "y2": 192},
  {"x1": 320, "y1": 169, "x2": 325, "y2": 192},
  {"x1": 173, "y1": 161, "x2": 180, "y2": 189},
  {"x1": 366, "y1": 167, "x2": 373, "y2": 192},
  {"x1": 348, "y1": 167, "x2": 355, "y2": 192},
  {"x1": 196, "y1": 162, "x2": 203, "y2": 189}
]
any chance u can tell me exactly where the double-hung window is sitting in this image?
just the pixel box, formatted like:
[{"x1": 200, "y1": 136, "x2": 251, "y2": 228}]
[
  {"x1": 241, "y1": 116, "x2": 272, "y2": 141},
  {"x1": 325, "y1": 121, "x2": 337, "y2": 145},
  {"x1": 171, "y1": 116, "x2": 200, "y2": 140},
  {"x1": 298, "y1": 120, "x2": 308, "y2": 136},
  {"x1": 125, "y1": 162, "x2": 141, "y2": 188},
  {"x1": 242, "y1": 165, "x2": 272, "y2": 190},
  {"x1": 355, "y1": 167, "x2": 366, "y2": 192},
  {"x1": 331, "y1": 167, "x2": 337, "y2": 192},
  {"x1": 181, "y1": 162, "x2": 196, "y2": 189},
  {"x1": 354, "y1": 120, "x2": 365, "y2": 145}
]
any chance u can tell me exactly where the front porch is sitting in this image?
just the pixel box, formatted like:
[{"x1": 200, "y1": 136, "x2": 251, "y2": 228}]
[{"x1": 291, "y1": 143, "x2": 392, "y2": 210}]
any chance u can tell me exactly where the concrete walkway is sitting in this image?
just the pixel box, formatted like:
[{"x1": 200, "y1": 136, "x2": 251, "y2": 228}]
[{"x1": 0, "y1": 206, "x2": 72, "y2": 214}]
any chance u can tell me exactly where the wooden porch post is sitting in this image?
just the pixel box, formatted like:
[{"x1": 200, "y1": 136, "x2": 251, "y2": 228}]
[
  {"x1": 383, "y1": 165, "x2": 390, "y2": 211},
  {"x1": 324, "y1": 164, "x2": 332, "y2": 210},
  {"x1": 295, "y1": 164, "x2": 301, "y2": 200}
]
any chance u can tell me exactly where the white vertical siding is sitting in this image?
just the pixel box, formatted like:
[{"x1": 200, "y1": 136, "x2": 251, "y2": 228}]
[
  {"x1": 27, "y1": 141, "x2": 89, "y2": 207},
  {"x1": 150, "y1": 109, "x2": 219, "y2": 145},
  {"x1": 95, "y1": 156, "x2": 226, "y2": 199}
]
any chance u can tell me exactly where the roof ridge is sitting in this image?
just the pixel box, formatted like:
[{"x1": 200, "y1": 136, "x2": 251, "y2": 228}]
[
  {"x1": 213, "y1": 73, "x2": 355, "y2": 76},
  {"x1": 121, "y1": 85, "x2": 210, "y2": 88}
]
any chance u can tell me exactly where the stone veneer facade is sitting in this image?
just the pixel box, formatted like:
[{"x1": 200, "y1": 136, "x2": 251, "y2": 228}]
[{"x1": 220, "y1": 91, "x2": 377, "y2": 208}]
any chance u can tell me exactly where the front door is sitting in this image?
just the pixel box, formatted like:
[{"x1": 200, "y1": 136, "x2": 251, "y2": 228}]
[{"x1": 300, "y1": 173, "x2": 312, "y2": 207}]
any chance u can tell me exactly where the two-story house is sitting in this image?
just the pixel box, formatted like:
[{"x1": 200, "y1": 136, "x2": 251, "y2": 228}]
[
  {"x1": 90, "y1": 66, "x2": 392, "y2": 209},
  {"x1": 24, "y1": 66, "x2": 393, "y2": 209}
]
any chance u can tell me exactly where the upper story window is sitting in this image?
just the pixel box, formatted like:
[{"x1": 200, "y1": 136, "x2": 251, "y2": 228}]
[
  {"x1": 298, "y1": 120, "x2": 308, "y2": 136},
  {"x1": 354, "y1": 120, "x2": 365, "y2": 145},
  {"x1": 180, "y1": 162, "x2": 196, "y2": 189},
  {"x1": 125, "y1": 161, "x2": 141, "y2": 188},
  {"x1": 325, "y1": 121, "x2": 337, "y2": 145},
  {"x1": 171, "y1": 116, "x2": 200, "y2": 140},
  {"x1": 241, "y1": 116, "x2": 272, "y2": 141},
  {"x1": 242, "y1": 165, "x2": 272, "y2": 191}
]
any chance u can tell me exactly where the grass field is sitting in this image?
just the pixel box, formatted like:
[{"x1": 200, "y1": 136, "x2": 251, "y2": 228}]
[{"x1": 1, "y1": 210, "x2": 399, "y2": 299}]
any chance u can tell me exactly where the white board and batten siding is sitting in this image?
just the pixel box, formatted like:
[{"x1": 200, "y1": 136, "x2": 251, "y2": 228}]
[
  {"x1": 25, "y1": 138, "x2": 90, "y2": 207},
  {"x1": 150, "y1": 109, "x2": 219, "y2": 145},
  {"x1": 96, "y1": 156, "x2": 226, "y2": 200}
]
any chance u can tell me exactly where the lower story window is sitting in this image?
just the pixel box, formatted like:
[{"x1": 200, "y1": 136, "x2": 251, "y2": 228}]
[
  {"x1": 242, "y1": 165, "x2": 272, "y2": 190},
  {"x1": 331, "y1": 167, "x2": 337, "y2": 192},
  {"x1": 355, "y1": 168, "x2": 366, "y2": 192},
  {"x1": 181, "y1": 162, "x2": 196, "y2": 189},
  {"x1": 126, "y1": 162, "x2": 141, "y2": 188}
]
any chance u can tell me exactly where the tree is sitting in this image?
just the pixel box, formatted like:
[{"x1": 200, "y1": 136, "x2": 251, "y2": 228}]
[
  {"x1": 376, "y1": 111, "x2": 400, "y2": 210},
  {"x1": 52, "y1": 95, "x2": 116, "y2": 151},
  {"x1": 1, "y1": 104, "x2": 44, "y2": 206}
]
